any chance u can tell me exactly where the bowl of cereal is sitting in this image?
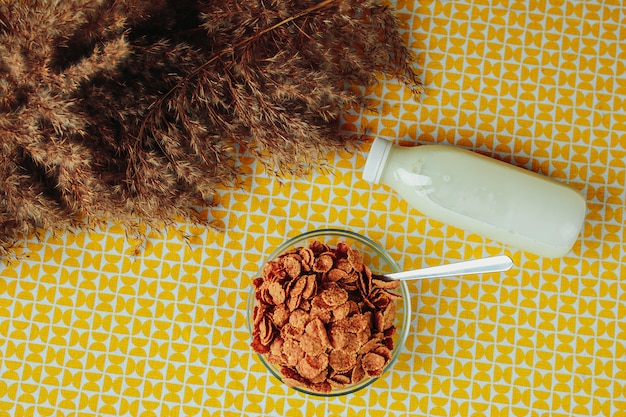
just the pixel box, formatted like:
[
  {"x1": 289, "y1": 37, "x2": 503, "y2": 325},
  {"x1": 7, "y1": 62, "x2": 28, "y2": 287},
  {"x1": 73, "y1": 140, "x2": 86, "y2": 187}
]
[{"x1": 248, "y1": 229, "x2": 411, "y2": 396}]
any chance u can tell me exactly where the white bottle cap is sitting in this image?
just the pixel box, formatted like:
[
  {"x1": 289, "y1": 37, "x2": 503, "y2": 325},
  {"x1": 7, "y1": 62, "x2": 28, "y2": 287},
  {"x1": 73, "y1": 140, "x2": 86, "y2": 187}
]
[{"x1": 362, "y1": 137, "x2": 392, "y2": 184}]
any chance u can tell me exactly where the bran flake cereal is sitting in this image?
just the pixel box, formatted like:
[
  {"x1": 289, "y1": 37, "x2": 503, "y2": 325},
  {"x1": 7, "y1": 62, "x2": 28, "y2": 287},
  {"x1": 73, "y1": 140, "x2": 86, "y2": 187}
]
[{"x1": 250, "y1": 239, "x2": 402, "y2": 393}]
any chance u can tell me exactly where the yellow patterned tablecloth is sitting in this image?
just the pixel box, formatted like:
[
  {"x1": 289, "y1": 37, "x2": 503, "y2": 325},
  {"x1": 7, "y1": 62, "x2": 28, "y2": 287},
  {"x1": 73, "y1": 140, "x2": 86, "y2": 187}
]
[{"x1": 1, "y1": 1, "x2": 625, "y2": 416}]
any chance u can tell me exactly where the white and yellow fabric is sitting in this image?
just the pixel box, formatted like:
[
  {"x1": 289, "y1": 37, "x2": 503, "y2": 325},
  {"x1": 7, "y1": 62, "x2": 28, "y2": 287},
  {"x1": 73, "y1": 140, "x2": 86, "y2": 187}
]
[{"x1": 1, "y1": 1, "x2": 625, "y2": 416}]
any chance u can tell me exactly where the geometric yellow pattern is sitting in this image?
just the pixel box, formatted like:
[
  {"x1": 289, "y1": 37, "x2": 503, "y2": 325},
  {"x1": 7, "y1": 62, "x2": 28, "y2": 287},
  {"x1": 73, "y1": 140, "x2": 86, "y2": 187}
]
[{"x1": 1, "y1": 1, "x2": 626, "y2": 416}]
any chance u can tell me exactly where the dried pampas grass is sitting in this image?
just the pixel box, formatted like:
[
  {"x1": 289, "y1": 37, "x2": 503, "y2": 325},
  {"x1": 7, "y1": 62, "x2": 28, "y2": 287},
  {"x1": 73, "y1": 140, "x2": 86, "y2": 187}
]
[{"x1": 0, "y1": 0, "x2": 421, "y2": 256}]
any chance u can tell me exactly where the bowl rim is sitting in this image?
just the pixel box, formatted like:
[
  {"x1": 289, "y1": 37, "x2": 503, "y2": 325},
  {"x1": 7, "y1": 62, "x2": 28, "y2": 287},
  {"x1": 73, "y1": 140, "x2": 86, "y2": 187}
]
[{"x1": 247, "y1": 228, "x2": 411, "y2": 397}]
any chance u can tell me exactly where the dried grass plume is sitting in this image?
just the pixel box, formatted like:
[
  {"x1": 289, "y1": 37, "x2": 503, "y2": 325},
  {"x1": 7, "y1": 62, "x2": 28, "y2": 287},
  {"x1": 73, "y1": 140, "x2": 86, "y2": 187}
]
[{"x1": 0, "y1": 0, "x2": 421, "y2": 256}]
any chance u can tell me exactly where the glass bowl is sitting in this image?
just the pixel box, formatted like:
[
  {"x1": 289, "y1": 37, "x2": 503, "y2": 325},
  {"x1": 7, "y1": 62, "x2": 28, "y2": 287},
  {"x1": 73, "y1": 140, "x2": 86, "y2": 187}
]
[{"x1": 247, "y1": 228, "x2": 411, "y2": 396}]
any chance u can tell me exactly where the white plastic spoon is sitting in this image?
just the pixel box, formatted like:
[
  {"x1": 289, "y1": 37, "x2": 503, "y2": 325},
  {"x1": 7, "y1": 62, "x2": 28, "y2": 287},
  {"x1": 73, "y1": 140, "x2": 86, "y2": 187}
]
[{"x1": 380, "y1": 255, "x2": 513, "y2": 282}]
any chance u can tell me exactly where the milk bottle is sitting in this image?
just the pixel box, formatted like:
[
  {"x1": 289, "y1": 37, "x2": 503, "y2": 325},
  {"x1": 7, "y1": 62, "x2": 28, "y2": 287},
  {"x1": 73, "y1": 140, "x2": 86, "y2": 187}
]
[{"x1": 362, "y1": 138, "x2": 587, "y2": 258}]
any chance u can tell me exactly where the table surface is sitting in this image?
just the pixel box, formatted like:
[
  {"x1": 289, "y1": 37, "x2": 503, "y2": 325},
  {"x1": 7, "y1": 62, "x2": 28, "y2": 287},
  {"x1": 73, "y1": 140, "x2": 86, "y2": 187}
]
[{"x1": 1, "y1": 1, "x2": 625, "y2": 416}]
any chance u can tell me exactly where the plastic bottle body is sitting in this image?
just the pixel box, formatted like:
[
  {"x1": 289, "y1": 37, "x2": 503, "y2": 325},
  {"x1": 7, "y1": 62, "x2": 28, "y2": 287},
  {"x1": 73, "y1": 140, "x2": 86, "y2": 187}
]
[{"x1": 363, "y1": 139, "x2": 587, "y2": 258}]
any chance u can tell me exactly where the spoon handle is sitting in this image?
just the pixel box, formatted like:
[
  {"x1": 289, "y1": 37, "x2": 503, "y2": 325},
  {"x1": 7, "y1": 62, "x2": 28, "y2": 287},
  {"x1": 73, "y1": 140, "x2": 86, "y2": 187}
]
[{"x1": 384, "y1": 255, "x2": 513, "y2": 281}]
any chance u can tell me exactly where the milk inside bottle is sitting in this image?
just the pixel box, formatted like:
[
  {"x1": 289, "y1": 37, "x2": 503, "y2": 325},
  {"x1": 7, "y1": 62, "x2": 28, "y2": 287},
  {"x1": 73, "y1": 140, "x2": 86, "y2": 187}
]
[{"x1": 362, "y1": 137, "x2": 587, "y2": 258}]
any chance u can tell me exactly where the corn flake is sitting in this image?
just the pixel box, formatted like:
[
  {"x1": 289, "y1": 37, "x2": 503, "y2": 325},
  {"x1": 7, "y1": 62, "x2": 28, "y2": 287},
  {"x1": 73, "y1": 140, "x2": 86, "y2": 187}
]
[{"x1": 250, "y1": 239, "x2": 403, "y2": 393}]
